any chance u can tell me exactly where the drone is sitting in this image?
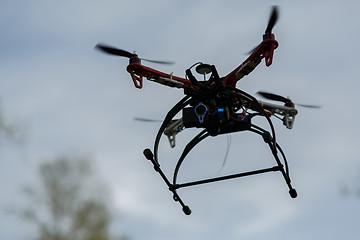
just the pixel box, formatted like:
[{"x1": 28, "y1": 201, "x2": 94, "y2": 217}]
[{"x1": 96, "y1": 7, "x2": 319, "y2": 215}]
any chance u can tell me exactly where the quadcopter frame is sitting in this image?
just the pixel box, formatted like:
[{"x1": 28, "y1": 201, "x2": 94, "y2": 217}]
[{"x1": 96, "y1": 6, "x2": 302, "y2": 215}]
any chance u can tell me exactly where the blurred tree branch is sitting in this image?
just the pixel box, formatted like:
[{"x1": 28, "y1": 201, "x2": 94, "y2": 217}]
[
  {"x1": 0, "y1": 101, "x2": 24, "y2": 144},
  {"x1": 21, "y1": 155, "x2": 126, "y2": 240},
  {"x1": 339, "y1": 165, "x2": 360, "y2": 199}
]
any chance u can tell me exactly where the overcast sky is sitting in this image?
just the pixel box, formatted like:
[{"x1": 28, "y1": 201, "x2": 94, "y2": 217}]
[{"x1": 1, "y1": 0, "x2": 360, "y2": 240}]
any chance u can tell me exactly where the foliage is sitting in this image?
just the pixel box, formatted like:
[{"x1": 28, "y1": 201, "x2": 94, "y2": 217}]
[
  {"x1": 0, "y1": 102, "x2": 23, "y2": 142},
  {"x1": 22, "y1": 155, "x2": 116, "y2": 240}
]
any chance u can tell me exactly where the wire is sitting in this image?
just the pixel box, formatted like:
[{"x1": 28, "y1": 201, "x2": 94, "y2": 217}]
[
  {"x1": 209, "y1": 134, "x2": 232, "y2": 176},
  {"x1": 273, "y1": 114, "x2": 282, "y2": 121},
  {"x1": 221, "y1": 134, "x2": 232, "y2": 170}
]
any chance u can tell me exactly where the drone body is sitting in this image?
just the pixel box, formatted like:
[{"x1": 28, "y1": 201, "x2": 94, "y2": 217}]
[{"x1": 96, "y1": 7, "x2": 319, "y2": 215}]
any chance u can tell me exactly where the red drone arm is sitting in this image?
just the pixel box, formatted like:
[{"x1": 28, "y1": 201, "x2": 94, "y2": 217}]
[
  {"x1": 127, "y1": 63, "x2": 192, "y2": 89},
  {"x1": 222, "y1": 38, "x2": 278, "y2": 87},
  {"x1": 126, "y1": 38, "x2": 277, "y2": 89}
]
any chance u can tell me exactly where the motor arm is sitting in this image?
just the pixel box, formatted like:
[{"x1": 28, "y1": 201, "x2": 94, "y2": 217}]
[
  {"x1": 126, "y1": 63, "x2": 192, "y2": 89},
  {"x1": 222, "y1": 38, "x2": 278, "y2": 87},
  {"x1": 257, "y1": 100, "x2": 298, "y2": 129}
]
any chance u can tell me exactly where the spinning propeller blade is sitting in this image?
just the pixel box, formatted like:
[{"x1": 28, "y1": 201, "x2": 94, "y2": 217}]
[
  {"x1": 134, "y1": 117, "x2": 162, "y2": 123},
  {"x1": 95, "y1": 43, "x2": 134, "y2": 58},
  {"x1": 95, "y1": 43, "x2": 174, "y2": 65},
  {"x1": 247, "y1": 6, "x2": 279, "y2": 55},
  {"x1": 257, "y1": 91, "x2": 321, "y2": 108},
  {"x1": 295, "y1": 103, "x2": 322, "y2": 109},
  {"x1": 265, "y1": 6, "x2": 279, "y2": 34},
  {"x1": 257, "y1": 91, "x2": 290, "y2": 103},
  {"x1": 141, "y1": 58, "x2": 175, "y2": 65}
]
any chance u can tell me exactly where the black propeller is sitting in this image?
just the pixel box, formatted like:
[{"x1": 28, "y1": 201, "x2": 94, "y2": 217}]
[
  {"x1": 134, "y1": 117, "x2": 162, "y2": 123},
  {"x1": 265, "y1": 6, "x2": 279, "y2": 34},
  {"x1": 95, "y1": 43, "x2": 175, "y2": 65},
  {"x1": 95, "y1": 43, "x2": 134, "y2": 58},
  {"x1": 247, "y1": 6, "x2": 279, "y2": 55},
  {"x1": 294, "y1": 103, "x2": 322, "y2": 109},
  {"x1": 258, "y1": 91, "x2": 290, "y2": 103},
  {"x1": 257, "y1": 91, "x2": 321, "y2": 108}
]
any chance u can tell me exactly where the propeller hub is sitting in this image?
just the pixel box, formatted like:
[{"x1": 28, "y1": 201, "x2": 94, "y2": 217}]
[
  {"x1": 284, "y1": 101, "x2": 295, "y2": 108},
  {"x1": 263, "y1": 33, "x2": 275, "y2": 40},
  {"x1": 129, "y1": 56, "x2": 141, "y2": 64}
]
